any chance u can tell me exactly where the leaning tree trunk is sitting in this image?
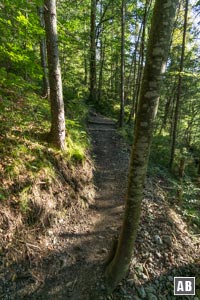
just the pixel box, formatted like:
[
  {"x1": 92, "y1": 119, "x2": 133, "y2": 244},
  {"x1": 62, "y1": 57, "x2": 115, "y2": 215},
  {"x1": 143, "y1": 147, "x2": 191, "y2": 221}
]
[
  {"x1": 105, "y1": 0, "x2": 179, "y2": 293},
  {"x1": 38, "y1": 6, "x2": 50, "y2": 98},
  {"x1": 44, "y1": 0, "x2": 66, "y2": 150}
]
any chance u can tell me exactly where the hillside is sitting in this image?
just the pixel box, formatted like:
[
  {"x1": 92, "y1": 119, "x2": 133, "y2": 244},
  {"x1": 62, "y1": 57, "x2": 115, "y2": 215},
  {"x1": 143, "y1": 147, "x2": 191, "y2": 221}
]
[{"x1": 0, "y1": 106, "x2": 199, "y2": 300}]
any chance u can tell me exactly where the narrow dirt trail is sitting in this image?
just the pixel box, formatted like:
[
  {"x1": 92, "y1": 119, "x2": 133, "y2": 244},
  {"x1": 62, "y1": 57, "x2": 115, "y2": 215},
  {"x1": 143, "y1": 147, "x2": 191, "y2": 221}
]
[
  {"x1": 88, "y1": 113, "x2": 129, "y2": 222},
  {"x1": 68, "y1": 113, "x2": 130, "y2": 299},
  {"x1": 61, "y1": 113, "x2": 130, "y2": 299},
  {"x1": 4, "y1": 113, "x2": 199, "y2": 300},
  {"x1": 15, "y1": 113, "x2": 130, "y2": 300}
]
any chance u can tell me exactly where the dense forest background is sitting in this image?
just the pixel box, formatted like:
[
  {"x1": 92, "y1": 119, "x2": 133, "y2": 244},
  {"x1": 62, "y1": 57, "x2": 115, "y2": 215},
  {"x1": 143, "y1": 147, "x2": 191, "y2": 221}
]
[{"x1": 0, "y1": 0, "x2": 200, "y2": 299}]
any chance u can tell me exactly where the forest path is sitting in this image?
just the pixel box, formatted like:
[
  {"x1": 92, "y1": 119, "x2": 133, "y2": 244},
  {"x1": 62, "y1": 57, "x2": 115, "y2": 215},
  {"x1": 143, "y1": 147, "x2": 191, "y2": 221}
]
[
  {"x1": 23, "y1": 112, "x2": 130, "y2": 300},
  {"x1": 65, "y1": 112, "x2": 130, "y2": 299},
  {"x1": 5, "y1": 114, "x2": 199, "y2": 300},
  {"x1": 70, "y1": 112, "x2": 130, "y2": 299}
]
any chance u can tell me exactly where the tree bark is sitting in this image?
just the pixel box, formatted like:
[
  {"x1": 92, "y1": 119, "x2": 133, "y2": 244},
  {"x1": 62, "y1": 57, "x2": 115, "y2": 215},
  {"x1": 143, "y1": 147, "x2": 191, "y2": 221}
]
[
  {"x1": 105, "y1": 0, "x2": 179, "y2": 293},
  {"x1": 98, "y1": 36, "x2": 106, "y2": 103},
  {"x1": 134, "y1": 0, "x2": 150, "y2": 125},
  {"x1": 159, "y1": 81, "x2": 177, "y2": 134},
  {"x1": 89, "y1": 0, "x2": 97, "y2": 103},
  {"x1": 128, "y1": 0, "x2": 152, "y2": 124},
  {"x1": 119, "y1": 0, "x2": 125, "y2": 127},
  {"x1": 97, "y1": 0, "x2": 105, "y2": 104},
  {"x1": 38, "y1": 6, "x2": 50, "y2": 99},
  {"x1": 84, "y1": 15, "x2": 88, "y2": 86},
  {"x1": 44, "y1": 0, "x2": 66, "y2": 150},
  {"x1": 126, "y1": 23, "x2": 143, "y2": 111},
  {"x1": 127, "y1": 24, "x2": 143, "y2": 124},
  {"x1": 169, "y1": 0, "x2": 188, "y2": 170}
]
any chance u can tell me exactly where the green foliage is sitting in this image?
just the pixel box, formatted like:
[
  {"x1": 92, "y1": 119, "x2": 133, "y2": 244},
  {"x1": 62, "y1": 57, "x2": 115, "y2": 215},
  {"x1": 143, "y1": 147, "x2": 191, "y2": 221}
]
[
  {"x1": 64, "y1": 97, "x2": 90, "y2": 162},
  {"x1": 66, "y1": 118, "x2": 90, "y2": 162},
  {"x1": 0, "y1": 71, "x2": 90, "y2": 213},
  {"x1": 0, "y1": 0, "x2": 199, "y2": 236},
  {"x1": 118, "y1": 123, "x2": 134, "y2": 145},
  {"x1": 150, "y1": 134, "x2": 171, "y2": 168},
  {"x1": 148, "y1": 133, "x2": 200, "y2": 234},
  {"x1": 19, "y1": 185, "x2": 32, "y2": 213},
  {"x1": 0, "y1": 0, "x2": 43, "y2": 82}
]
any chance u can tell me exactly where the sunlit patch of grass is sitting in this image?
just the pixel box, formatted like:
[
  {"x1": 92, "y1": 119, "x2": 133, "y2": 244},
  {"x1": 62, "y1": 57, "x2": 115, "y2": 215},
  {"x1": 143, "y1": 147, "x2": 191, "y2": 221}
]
[
  {"x1": 0, "y1": 89, "x2": 51, "y2": 183},
  {"x1": 66, "y1": 118, "x2": 90, "y2": 162},
  {"x1": 66, "y1": 135, "x2": 85, "y2": 162},
  {"x1": 0, "y1": 81, "x2": 52, "y2": 206},
  {"x1": 19, "y1": 185, "x2": 32, "y2": 213},
  {"x1": 64, "y1": 98, "x2": 90, "y2": 162}
]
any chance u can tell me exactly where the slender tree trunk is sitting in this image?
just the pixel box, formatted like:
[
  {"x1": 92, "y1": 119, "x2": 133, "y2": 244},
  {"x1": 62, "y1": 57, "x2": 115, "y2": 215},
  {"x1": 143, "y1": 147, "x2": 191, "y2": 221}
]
[
  {"x1": 98, "y1": 37, "x2": 106, "y2": 103},
  {"x1": 169, "y1": 0, "x2": 188, "y2": 170},
  {"x1": 126, "y1": 23, "x2": 143, "y2": 109},
  {"x1": 128, "y1": 0, "x2": 151, "y2": 124},
  {"x1": 44, "y1": 0, "x2": 66, "y2": 150},
  {"x1": 127, "y1": 25, "x2": 142, "y2": 124},
  {"x1": 198, "y1": 161, "x2": 200, "y2": 175},
  {"x1": 184, "y1": 109, "x2": 198, "y2": 146},
  {"x1": 24, "y1": 0, "x2": 28, "y2": 81},
  {"x1": 89, "y1": 0, "x2": 97, "y2": 103},
  {"x1": 134, "y1": 0, "x2": 150, "y2": 125},
  {"x1": 119, "y1": 0, "x2": 125, "y2": 127},
  {"x1": 97, "y1": 0, "x2": 105, "y2": 104},
  {"x1": 110, "y1": 1, "x2": 114, "y2": 96},
  {"x1": 38, "y1": 6, "x2": 50, "y2": 99},
  {"x1": 115, "y1": 56, "x2": 120, "y2": 97},
  {"x1": 84, "y1": 16, "x2": 88, "y2": 86},
  {"x1": 105, "y1": 0, "x2": 179, "y2": 293},
  {"x1": 159, "y1": 82, "x2": 177, "y2": 134},
  {"x1": 84, "y1": 55, "x2": 88, "y2": 86}
]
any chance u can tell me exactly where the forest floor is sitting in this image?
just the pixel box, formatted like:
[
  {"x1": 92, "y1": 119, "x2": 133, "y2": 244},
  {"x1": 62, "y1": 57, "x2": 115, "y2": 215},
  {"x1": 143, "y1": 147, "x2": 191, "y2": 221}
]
[{"x1": 1, "y1": 113, "x2": 200, "y2": 300}]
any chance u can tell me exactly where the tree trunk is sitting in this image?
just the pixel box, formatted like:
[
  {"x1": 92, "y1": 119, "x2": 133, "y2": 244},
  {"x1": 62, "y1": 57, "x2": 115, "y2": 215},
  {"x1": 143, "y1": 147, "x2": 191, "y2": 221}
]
[
  {"x1": 119, "y1": 0, "x2": 125, "y2": 127},
  {"x1": 134, "y1": 0, "x2": 150, "y2": 125},
  {"x1": 97, "y1": 0, "x2": 105, "y2": 104},
  {"x1": 159, "y1": 81, "x2": 177, "y2": 134},
  {"x1": 44, "y1": 0, "x2": 66, "y2": 150},
  {"x1": 105, "y1": 0, "x2": 179, "y2": 293},
  {"x1": 128, "y1": 0, "x2": 151, "y2": 124},
  {"x1": 126, "y1": 22, "x2": 143, "y2": 113},
  {"x1": 84, "y1": 16, "x2": 88, "y2": 86},
  {"x1": 198, "y1": 160, "x2": 200, "y2": 175},
  {"x1": 89, "y1": 0, "x2": 97, "y2": 103},
  {"x1": 38, "y1": 6, "x2": 50, "y2": 99},
  {"x1": 169, "y1": 0, "x2": 188, "y2": 170},
  {"x1": 127, "y1": 24, "x2": 143, "y2": 124},
  {"x1": 98, "y1": 36, "x2": 106, "y2": 103}
]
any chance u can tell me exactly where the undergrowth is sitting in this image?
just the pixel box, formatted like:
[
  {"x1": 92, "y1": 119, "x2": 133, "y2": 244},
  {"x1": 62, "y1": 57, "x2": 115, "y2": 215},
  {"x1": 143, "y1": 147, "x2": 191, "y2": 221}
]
[
  {"x1": 0, "y1": 72, "x2": 93, "y2": 227},
  {"x1": 118, "y1": 124, "x2": 200, "y2": 234}
]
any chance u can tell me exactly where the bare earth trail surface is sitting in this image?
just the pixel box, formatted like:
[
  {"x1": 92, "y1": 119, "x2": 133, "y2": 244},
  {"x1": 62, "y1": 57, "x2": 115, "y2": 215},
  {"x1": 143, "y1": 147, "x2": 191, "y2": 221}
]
[
  {"x1": 2, "y1": 113, "x2": 200, "y2": 300},
  {"x1": 1, "y1": 113, "x2": 129, "y2": 300},
  {"x1": 30, "y1": 113, "x2": 129, "y2": 300}
]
